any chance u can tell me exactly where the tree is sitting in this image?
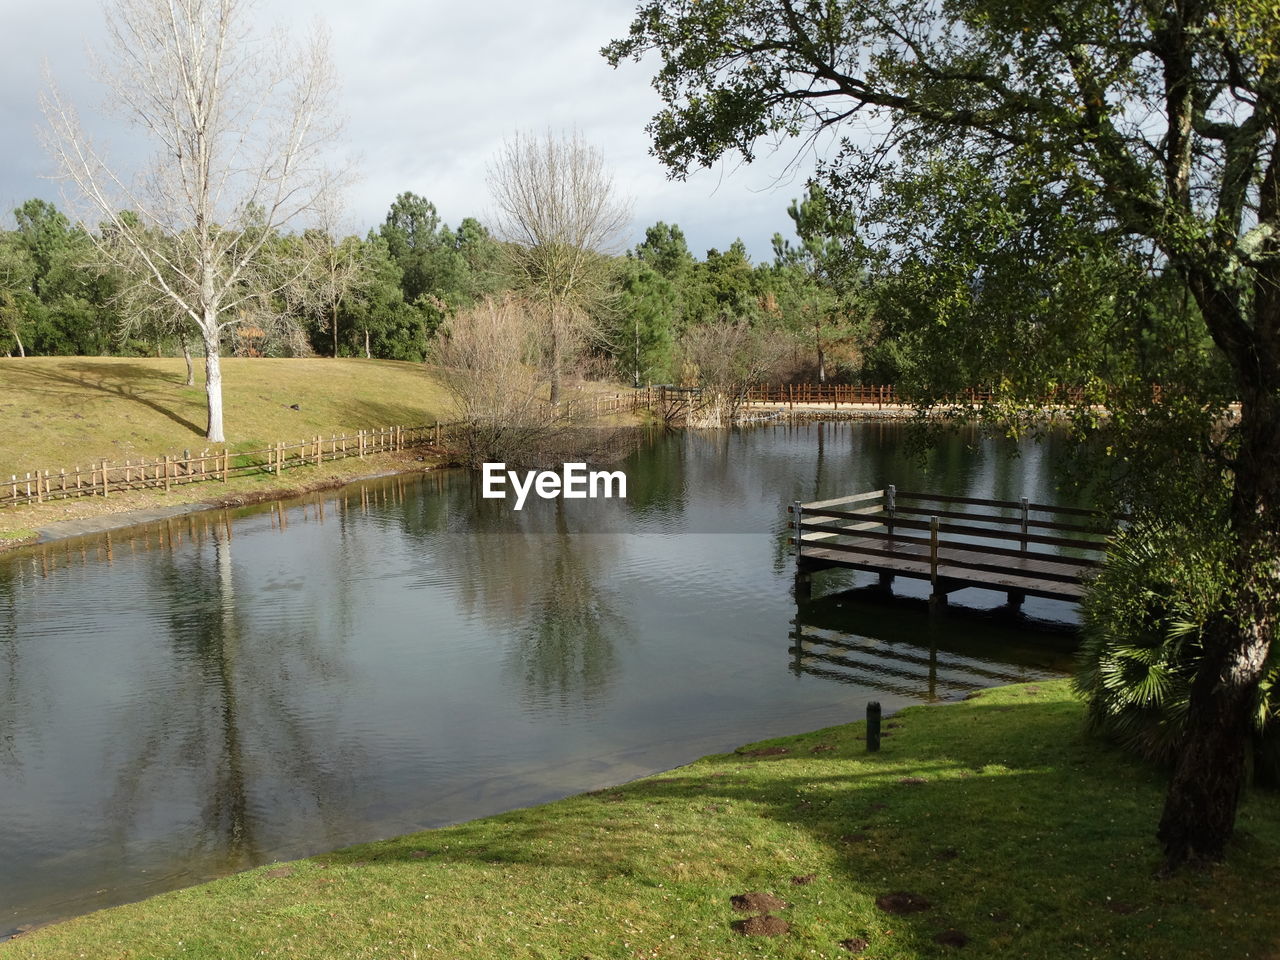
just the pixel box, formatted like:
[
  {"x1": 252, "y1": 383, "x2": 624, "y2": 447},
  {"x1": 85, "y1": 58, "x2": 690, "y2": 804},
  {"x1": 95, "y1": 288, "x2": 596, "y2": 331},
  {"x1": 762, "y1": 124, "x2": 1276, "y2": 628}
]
[
  {"x1": 486, "y1": 131, "x2": 631, "y2": 405},
  {"x1": 772, "y1": 184, "x2": 862, "y2": 382},
  {"x1": 287, "y1": 198, "x2": 368, "y2": 359},
  {"x1": 0, "y1": 232, "x2": 36, "y2": 357},
  {"x1": 44, "y1": 0, "x2": 342, "y2": 442},
  {"x1": 607, "y1": 0, "x2": 1280, "y2": 867},
  {"x1": 681, "y1": 316, "x2": 787, "y2": 424},
  {"x1": 614, "y1": 259, "x2": 679, "y2": 385}
]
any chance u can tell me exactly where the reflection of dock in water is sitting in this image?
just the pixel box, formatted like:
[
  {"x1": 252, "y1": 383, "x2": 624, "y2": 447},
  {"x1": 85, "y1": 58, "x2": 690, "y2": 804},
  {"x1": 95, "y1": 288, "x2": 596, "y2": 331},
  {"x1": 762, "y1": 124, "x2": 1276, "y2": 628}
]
[{"x1": 789, "y1": 592, "x2": 1074, "y2": 702}]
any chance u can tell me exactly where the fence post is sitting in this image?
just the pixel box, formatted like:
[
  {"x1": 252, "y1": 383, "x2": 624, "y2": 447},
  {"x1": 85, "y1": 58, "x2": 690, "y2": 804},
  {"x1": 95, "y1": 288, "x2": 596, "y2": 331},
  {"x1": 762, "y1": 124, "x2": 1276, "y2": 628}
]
[
  {"x1": 101, "y1": 460, "x2": 109, "y2": 499},
  {"x1": 35, "y1": 471, "x2": 43, "y2": 503},
  {"x1": 9, "y1": 475, "x2": 14, "y2": 503},
  {"x1": 223, "y1": 449, "x2": 229, "y2": 482},
  {"x1": 60, "y1": 469, "x2": 66, "y2": 495},
  {"x1": 164, "y1": 455, "x2": 171, "y2": 493}
]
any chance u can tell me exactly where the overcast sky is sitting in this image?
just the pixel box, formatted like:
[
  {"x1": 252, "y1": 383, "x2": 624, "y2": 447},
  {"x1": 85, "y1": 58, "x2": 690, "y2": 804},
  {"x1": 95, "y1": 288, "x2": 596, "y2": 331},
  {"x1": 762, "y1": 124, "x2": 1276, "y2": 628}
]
[{"x1": 0, "y1": 0, "x2": 825, "y2": 261}]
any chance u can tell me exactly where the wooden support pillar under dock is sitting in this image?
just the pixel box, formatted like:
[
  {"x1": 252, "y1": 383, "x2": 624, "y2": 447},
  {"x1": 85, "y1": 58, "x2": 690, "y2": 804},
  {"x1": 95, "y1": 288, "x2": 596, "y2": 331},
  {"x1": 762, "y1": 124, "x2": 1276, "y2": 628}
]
[{"x1": 794, "y1": 570, "x2": 812, "y2": 601}]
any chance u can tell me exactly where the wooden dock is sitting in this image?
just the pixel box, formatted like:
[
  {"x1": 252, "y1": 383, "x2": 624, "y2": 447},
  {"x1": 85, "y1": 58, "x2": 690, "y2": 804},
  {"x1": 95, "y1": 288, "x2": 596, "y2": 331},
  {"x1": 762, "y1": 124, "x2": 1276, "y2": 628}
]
[{"x1": 789, "y1": 487, "x2": 1111, "y2": 610}]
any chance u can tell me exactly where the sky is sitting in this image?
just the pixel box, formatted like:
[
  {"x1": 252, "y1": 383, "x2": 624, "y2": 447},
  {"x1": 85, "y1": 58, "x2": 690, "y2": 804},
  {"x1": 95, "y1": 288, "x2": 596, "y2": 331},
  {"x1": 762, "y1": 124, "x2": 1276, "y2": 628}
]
[{"x1": 0, "y1": 0, "x2": 825, "y2": 262}]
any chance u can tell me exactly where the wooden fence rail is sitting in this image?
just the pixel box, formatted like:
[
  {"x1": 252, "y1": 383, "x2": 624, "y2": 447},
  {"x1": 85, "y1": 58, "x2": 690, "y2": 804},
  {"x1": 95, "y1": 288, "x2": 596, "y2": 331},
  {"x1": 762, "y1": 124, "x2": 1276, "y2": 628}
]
[{"x1": 1, "y1": 423, "x2": 463, "y2": 511}]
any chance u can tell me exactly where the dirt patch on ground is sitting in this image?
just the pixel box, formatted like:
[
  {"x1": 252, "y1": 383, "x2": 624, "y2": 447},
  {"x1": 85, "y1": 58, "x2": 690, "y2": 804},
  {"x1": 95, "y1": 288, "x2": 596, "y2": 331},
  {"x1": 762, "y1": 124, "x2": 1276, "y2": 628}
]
[
  {"x1": 790, "y1": 873, "x2": 817, "y2": 885},
  {"x1": 840, "y1": 937, "x2": 869, "y2": 952},
  {"x1": 264, "y1": 866, "x2": 294, "y2": 878},
  {"x1": 737, "y1": 746, "x2": 790, "y2": 758},
  {"x1": 733, "y1": 915, "x2": 791, "y2": 936},
  {"x1": 875, "y1": 891, "x2": 932, "y2": 914},
  {"x1": 934, "y1": 928, "x2": 969, "y2": 947},
  {"x1": 731, "y1": 892, "x2": 790, "y2": 913},
  {"x1": 811, "y1": 743, "x2": 837, "y2": 753},
  {"x1": 899, "y1": 776, "x2": 929, "y2": 785},
  {"x1": 934, "y1": 847, "x2": 960, "y2": 861}
]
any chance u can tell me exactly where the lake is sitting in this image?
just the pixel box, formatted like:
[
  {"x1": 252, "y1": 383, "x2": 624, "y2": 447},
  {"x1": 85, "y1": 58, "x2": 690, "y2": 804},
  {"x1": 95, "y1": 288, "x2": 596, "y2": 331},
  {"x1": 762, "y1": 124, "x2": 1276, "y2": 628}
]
[{"x1": 0, "y1": 421, "x2": 1081, "y2": 934}]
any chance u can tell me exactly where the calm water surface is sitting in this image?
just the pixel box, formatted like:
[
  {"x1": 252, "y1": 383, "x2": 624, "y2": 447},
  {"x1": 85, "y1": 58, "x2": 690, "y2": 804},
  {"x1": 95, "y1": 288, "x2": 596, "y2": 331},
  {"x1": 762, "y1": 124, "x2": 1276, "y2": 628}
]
[{"x1": 0, "y1": 422, "x2": 1080, "y2": 932}]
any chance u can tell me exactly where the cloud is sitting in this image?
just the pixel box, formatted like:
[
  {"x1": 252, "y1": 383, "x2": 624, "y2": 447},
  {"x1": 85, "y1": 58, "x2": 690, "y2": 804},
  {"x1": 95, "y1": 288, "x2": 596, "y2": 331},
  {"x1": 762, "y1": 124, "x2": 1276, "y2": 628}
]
[{"x1": 2, "y1": 0, "x2": 821, "y2": 261}]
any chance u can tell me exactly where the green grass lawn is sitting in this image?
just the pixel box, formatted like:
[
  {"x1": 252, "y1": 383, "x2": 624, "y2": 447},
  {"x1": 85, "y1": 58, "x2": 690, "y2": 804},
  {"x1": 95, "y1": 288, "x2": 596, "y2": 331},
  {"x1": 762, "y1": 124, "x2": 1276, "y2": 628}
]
[
  {"x1": 7, "y1": 681, "x2": 1277, "y2": 959},
  {"x1": 0, "y1": 356, "x2": 454, "y2": 471}
]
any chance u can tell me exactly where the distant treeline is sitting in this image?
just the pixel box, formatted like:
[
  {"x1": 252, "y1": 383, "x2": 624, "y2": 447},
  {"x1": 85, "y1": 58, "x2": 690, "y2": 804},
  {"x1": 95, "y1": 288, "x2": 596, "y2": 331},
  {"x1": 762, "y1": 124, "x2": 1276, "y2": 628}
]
[{"x1": 0, "y1": 189, "x2": 893, "y2": 385}]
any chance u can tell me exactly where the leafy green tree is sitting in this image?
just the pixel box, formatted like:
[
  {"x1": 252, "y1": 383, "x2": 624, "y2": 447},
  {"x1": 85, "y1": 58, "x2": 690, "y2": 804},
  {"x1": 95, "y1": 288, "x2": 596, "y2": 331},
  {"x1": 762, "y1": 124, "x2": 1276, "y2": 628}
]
[
  {"x1": 607, "y1": 0, "x2": 1280, "y2": 866},
  {"x1": 343, "y1": 234, "x2": 426, "y2": 360},
  {"x1": 0, "y1": 232, "x2": 37, "y2": 357},
  {"x1": 9, "y1": 200, "x2": 117, "y2": 355},
  {"x1": 771, "y1": 184, "x2": 865, "y2": 382},
  {"x1": 614, "y1": 259, "x2": 679, "y2": 385},
  {"x1": 699, "y1": 239, "x2": 759, "y2": 319}
]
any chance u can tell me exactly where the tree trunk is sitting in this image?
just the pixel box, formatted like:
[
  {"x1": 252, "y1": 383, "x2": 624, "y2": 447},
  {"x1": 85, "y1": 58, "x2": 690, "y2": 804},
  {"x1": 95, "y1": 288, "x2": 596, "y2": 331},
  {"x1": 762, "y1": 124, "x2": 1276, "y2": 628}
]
[
  {"x1": 364, "y1": 328, "x2": 371, "y2": 360},
  {"x1": 203, "y1": 328, "x2": 226, "y2": 443},
  {"x1": 549, "y1": 314, "x2": 563, "y2": 406},
  {"x1": 332, "y1": 303, "x2": 339, "y2": 358},
  {"x1": 1157, "y1": 388, "x2": 1280, "y2": 866},
  {"x1": 13, "y1": 331, "x2": 24, "y2": 358},
  {"x1": 815, "y1": 314, "x2": 825, "y2": 383},
  {"x1": 181, "y1": 334, "x2": 194, "y2": 386}
]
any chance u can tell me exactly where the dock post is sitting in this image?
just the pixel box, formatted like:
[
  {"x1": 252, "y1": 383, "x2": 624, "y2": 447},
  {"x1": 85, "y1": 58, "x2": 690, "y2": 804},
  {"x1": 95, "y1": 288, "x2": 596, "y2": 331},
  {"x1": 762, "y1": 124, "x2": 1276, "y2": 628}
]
[
  {"x1": 1007, "y1": 589, "x2": 1026, "y2": 610},
  {"x1": 792, "y1": 500, "x2": 803, "y2": 557},
  {"x1": 929, "y1": 515, "x2": 946, "y2": 613},
  {"x1": 793, "y1": 570, "x2": 812, "y2": 601},
  {"x1": 886, "y1": 484, "x2": 896, "y2": 538},
  {"x1": 1020, "y1": 497, "x2": 1029, "y2": 553},
  {"x1": 878, "y1": 571, "x2": 895, "y2": 591}
]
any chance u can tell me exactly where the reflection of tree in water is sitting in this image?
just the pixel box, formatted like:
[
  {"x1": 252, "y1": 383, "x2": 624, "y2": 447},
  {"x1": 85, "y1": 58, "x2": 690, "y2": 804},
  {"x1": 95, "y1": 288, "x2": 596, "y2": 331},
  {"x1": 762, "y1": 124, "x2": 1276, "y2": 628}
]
[
  {"x1": 505, "y1": 500, "x2": 623, "y2": 713},
  {"x1": 402, "y1": 483, "x2": 627, "y2": 714},
  {"x1": 105, "y1": 515, "x2": 354, "y2": 874},
  {"x1": 0, "y1": 559, "x2": 23, "y2": 769}
]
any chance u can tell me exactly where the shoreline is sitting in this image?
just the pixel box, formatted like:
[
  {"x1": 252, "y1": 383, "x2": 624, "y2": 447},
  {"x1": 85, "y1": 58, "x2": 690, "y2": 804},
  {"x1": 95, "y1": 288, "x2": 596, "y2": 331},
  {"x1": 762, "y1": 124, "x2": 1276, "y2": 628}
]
[
  {"x1": 7, "y1": 680, "x2": 1278, "y2": 958},
  {"x1": 0, "y1": 453, "x2": 458, "y2": 553}
]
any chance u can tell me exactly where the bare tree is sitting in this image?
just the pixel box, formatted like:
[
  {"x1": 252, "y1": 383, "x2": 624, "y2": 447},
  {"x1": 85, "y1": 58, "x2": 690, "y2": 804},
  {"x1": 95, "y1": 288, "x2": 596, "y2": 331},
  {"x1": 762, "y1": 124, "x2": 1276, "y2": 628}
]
[
  {"x1": 681, "y1": 318, "x2": 789, "y2": 426},
  {"x1": 433, "y1": 295, "x2": 559, "y2": 466},
  {"x1": 486, "y1": 131, "x2": 631, "y2": 406},
  {"x1": 43, "y1": 0, "x2": 342, "y2": 442},
  {"x1": 285, "y1": 196, "x2": 367, "y2": 358}
]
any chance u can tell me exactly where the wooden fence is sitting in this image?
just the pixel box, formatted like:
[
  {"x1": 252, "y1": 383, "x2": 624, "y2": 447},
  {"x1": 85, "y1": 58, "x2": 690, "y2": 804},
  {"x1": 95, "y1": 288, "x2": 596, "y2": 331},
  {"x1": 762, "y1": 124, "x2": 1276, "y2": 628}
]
[{"x1": 1, "y1": 423, "x2": 461, "y2": 510}]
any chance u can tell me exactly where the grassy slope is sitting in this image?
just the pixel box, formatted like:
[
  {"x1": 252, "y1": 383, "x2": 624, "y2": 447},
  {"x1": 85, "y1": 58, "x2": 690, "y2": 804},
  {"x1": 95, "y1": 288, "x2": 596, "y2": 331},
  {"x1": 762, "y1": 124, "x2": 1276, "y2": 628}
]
[
  {"x1": 0, "y1": 357, "x2": 452, "y2": 467},
  {"x1": 7, "y1": 682, "x2": 1278, "y2": 960},
  {"x1": 0, "y1": 357, "x2": 454, "y2": 538}
]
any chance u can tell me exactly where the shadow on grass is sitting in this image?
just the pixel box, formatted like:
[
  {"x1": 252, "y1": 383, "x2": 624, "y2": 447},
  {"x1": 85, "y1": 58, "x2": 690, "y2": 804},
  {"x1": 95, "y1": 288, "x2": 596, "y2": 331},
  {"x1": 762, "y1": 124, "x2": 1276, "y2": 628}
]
[
  {"x1": 13, "y1": 361, "x2": 203, "y2": 435},
  {"x1": 316, "y1": 693, "x2": 1280, "y2": 957}
]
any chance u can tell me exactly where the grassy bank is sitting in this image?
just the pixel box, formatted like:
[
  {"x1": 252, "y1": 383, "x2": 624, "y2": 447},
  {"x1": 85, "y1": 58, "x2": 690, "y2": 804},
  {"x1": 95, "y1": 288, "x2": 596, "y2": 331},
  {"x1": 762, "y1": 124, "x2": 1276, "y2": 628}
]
[
  {"x1": 6, "y1": 681, "x2": 1277, "y2": 959},
  {"x1": 0, "y1": 357, "x2": 454, "y2": 539}
]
